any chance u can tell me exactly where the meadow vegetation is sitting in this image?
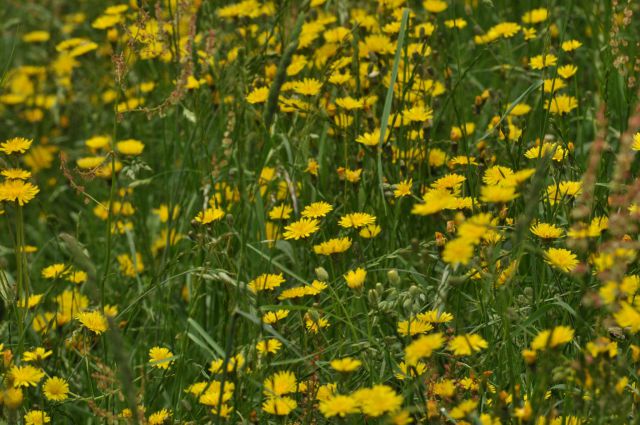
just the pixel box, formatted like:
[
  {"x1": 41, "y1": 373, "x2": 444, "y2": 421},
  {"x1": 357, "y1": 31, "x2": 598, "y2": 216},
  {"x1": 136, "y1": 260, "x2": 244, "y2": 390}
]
[{"x1": 1, "y1": 0, "x2": 640, "y2": 423}]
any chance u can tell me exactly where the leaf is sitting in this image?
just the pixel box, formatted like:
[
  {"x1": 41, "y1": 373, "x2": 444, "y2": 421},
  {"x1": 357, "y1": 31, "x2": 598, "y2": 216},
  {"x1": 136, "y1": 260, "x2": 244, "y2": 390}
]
[
  {"x1": 187, "y1": 318, "x2": 226, "y2": 358},
  {"x1": 377, "y1": 8, "x2": 410, "y2": 210}
]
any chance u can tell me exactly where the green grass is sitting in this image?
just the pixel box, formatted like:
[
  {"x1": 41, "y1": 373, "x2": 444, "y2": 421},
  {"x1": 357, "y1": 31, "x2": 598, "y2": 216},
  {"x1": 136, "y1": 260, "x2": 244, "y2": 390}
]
[{"x1": 1, "y1": 0, "x2": 640, "y2": 424}]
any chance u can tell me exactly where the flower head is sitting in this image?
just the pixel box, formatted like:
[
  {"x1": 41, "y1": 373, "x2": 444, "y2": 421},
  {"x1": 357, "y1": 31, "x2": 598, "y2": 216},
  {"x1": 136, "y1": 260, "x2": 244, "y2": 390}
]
[
  {"x1": 75, "y1": 311, "x2": 109, "y2": 334},
  {"x1": 283, "y1": 218, "x2": 319, "y2": 240},
  {"x1": 43, "y1": 377, "x2": 70, "y2": 401},
  {"x1": 10, "y1": 365, "x2": 45, "y2": 387},
  {"x1": 0, "y1": 137, "x2": 32, "y2": 154},
  {"x1": 24, "y1": 410, "x2": 50, "y2": 425},
  {"x1": 544, "y1": 248, "x2": 579, "y2": 273},
  {"x1": 149, "y1": 347, "x2": 174, "y2": 369}
]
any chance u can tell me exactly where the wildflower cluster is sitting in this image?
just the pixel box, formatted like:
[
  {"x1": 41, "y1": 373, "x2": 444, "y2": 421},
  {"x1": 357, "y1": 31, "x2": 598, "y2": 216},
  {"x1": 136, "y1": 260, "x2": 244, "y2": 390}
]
[{"x1": 1, "y1": 0, "x2": 640, "y2": 423}]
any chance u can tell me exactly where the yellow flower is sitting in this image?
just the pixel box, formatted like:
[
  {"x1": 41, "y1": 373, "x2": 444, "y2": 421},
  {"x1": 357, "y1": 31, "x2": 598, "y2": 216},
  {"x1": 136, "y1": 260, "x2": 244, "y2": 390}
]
[
  {"x1": 395, "y1": 361, "x2": 427, "y2": 380},
  {"x1": 561, "y1": 39, "x2": 582, "y2": 51},
  {"x1": 283, "y1": 218, "x2": 319, "y2": 240},
  {"x1": 529, "y1": 54, "x2": 557, "y2": 70},
  {"x1": 291, "y1": 78, "x2": 322, "y2": 96},
  {"x1": 75, "y1": 311, "x2": 109, "y2": 334},
  {"x1": 256, "y1": 339, "x2": 282, "y2": 354},
  {"x1": 394, "y1": 178, "x2": 413, "y2": 198},
  {"x1": 116, "y1": 139, "x2": 145, "y2": 155},
  {"x1": 547, "y1": 181, "x2": 582, "y2": 204},
  {"x1": 246, "y1": 274, "x2": 285, "y2": 294},
  {"x1": 423, "y1": 0, "x2": 448, "y2": 13},
  {"x1": 483, "y1": 166, "x2": 514, "y2": 186},
  {"x1": 397, "y1": 319, "x2": 433, "y2": 336},
  {"x1": 318, "y1": 394, "x2": 359, "y2": 418},
  {"x1": 10, "y1": 365, "x2": 45, "y2": 387},
  {"x1": 24, "y1": 410, "x2": 51, "y2": 425},
  {"x1": 3, "y1": 387, "x2": 23, "y2": 409},
  {"x1": 42, "y1": 263, "x2": 68, "y2": 279},
  {"x1": 531, "y1": 326, "x2": 574, "y2": 350},
  {"x1": 301, "y1": 201, "x2": 333, "y2": 218},
  {"x1": 543, "y1": 78, "x2": 566, "y2": 93},
  {"x1": 444, "y1": 19, "x2": 467, "y2": 29},
  {"x1": 545, "y1": 94, "x2": 578, "y2": 115},
  {"x1": 335, "y1": 96, "x2": 364, "y2": 110},
  {"x1": 362, "y1": 34, "x2": 395, "y2": 55},
  {"x1": 0, "y1": 137, "x2": 32, "y2": 154},
  {"x1": 269, "y1": 204, "x2": 292, "y2": 220},
  {"x1": 262, "y1": 309, "x2": 290, "y2": 324},
  {"x1": 522, "y1": 8, "x2": 548, "y2": 24},
  {"x1": 433, "y1": 379, "x2": 456, "y2": 397},
  {"x1": 195, "y1": 207, "x2": 225, "y2": 224},
  {"x1": 263, "y1": 371, "x2": 297, "y2": 397},
  {"x1": 447, "y1": 334, "x2": 489, "y2": 356},
  {"x1": 339, "y1": 212, "x2": 376, "y2": 228},
  {"x1": 450, "y1": 399, "x2": 478, "y2": 420},
  {"x1": 246, "y1": 87, "x2": 269, "y2": 104},
  {"x1": 558, "y1": 64, "x2": 578, "y2": 79},
  {"x1": 23, "y1": 347, "x2": 52, "y2": 362},
  {"x1": 451, "y1": 123, "x2": 475, "y2": 141},
  {"x1": 305, "y1": 314, "x2": 329, "y2": 333},
  {"x1": 614, "y1": 302, "x2": 640, "y2": 333},
  {"x1": 92, "y1": 14, "x2": 121, "y2": 29},
  {"x1": 632, "y1": 132, "x2": 640, "y2": 151},
  {"x1": 390, "y1": 409, "x2": 414, "y2": 425},
  {"x1": 148, "y1": 409, "x2": 171, "y2": 424},
  {"x1": 403, "y1": 105, "x2": 433, "y2": 122},
  {"x1": 117, "y1": 253, "x2": 144, "y2": 277},
  {"x1": 22, "y1": 31, "x2": 51, "y2": 43},
  {"x1": 0, "y1": 179, "x2": 40, "y2": 205},
  {"x1": 544, "y1": 248, "x2": 579, "y2": 273},
  {"x1": 353, "y1": 385, "x2": 403, "y2": 417},
  {"x1": 262, "y1": 396, "x2": 297, "y2": 415},
  {"x1": 209, "y1": 353, "x2": 245, "y2": 374},
  {"x1": 18, "y1": 294, "x2": 44, "y2": 309},
  {"x1": 67, "y1": 270, "x2": 88, "y2": 284},
  {"x1": 530, "y1": 222, "x2": 564, "y2": 239},
  {"x1": 149, "y1": 347, "x2": 174, "y2": 369},
  {"x1": 417, "y1": 310, "x2": 454, "y2": 323},
  {"x1": 43, "y1": 377, "x2": 70, "y2": 401},
  {"x1": 360, "y1": 224, "x2": 382, "y2": 238},
  {"x1": 442, "y1": 238, "x2": 474, "y2": 266},
  {"x1": 85, "y1": 135, "x2": 111, "y2": 151},
  {"x1": 1, "y1": 168, "x2": 32, "y2": 180},
  {"x1": 305, "y1": 158, "x2": 319, "y2": 175},
  {"x1": 313, "y1": 237, "x2": 352, "y2": 255},
  {"x1": 330, "y1": 357, "x2": 361, "y2": 372},
  {"x1": 344, "y1": 268, "x2": 366, "y2": 289},
  {"x1": 525, "y1": 142, "x2": 567, "y2": 161},
  {"x1": 356, "y1": 129, "x2": 383, "y2": 146},
  {"x1": 480, "y1": 185, "x2": 519, "y2": 203},
  {"x1": 405, "y1": 333, "x2": 444, "y2": 365}
]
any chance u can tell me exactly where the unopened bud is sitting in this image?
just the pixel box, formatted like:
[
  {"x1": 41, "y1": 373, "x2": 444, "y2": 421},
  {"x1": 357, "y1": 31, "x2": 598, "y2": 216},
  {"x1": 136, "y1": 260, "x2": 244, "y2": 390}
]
[
  {"x1": 387, "y1": 269, "x2": 401, "y2": 286},
  {"x1": 315, "y1": 267, "x2": 329, "y2": 281}
]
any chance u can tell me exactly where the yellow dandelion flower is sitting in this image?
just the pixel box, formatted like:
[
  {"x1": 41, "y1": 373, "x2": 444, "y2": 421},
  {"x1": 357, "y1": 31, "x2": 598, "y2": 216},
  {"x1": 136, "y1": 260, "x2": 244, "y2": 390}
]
[
  {"x1": 75, "y1": 311, "x2": 109, "y2": 334},
  {"x1": 43, "y1": 377, "x2": 70, "y2": 401},
  {"x1": 149, "y1": 347, "x2": 174, "y2": 369},
  {"x1": 283, "y1": 218, "x2": 319, "y2": 240},
  {"x1": 447, "y1": 334, "x2": 489, "y2": 356},
  {"x1": 0, "y1": 137, "x2": 32, "y2": 154}
]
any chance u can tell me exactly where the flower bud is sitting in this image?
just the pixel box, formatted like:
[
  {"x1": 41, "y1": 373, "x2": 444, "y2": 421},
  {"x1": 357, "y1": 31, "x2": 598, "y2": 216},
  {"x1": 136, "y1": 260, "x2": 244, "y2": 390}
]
[
  {"x1": 315, "y1": 267, "x2": 329, "y2": 281},
  {"x1": 387, "y1": 269, "x2": 401, "y2": 286}
]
